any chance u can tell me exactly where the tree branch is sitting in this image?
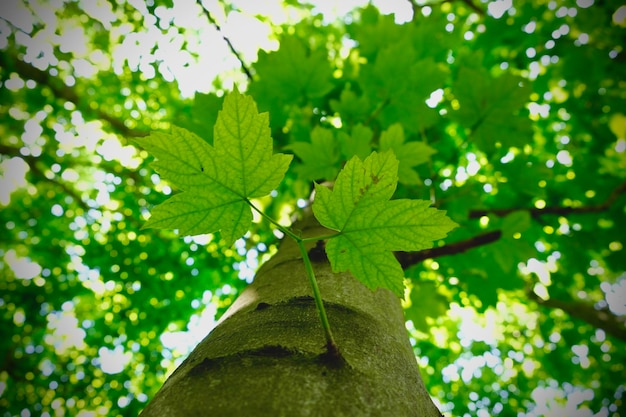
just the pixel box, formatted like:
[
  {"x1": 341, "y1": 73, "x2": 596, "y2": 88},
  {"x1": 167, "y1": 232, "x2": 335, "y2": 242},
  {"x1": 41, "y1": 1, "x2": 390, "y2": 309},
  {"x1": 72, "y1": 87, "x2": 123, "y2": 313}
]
[
  {"x1": 197, "y1": 2, "x2": 254, "y2": 82},
  {"x1": 410, "y1": 0, "x2": 484, "y2": 16},
  {"x1": 0, "y1": 52, "x2": 148, "y2": 138},
  {"x1": 528, "y1": 290, "x2": 626, "y2": 342},
  {"x1": 0, "y1": 144, "x2": 91, "y2": 212},
  {"x1": 469, "y1": 180, "x2": 626, "y2": 219},
  {"x1": 396, "y1": 230, "x2": 502, "y2": 268},
  {"x1": 458, "y1": 0, "x2": 485, "y2": 16}
]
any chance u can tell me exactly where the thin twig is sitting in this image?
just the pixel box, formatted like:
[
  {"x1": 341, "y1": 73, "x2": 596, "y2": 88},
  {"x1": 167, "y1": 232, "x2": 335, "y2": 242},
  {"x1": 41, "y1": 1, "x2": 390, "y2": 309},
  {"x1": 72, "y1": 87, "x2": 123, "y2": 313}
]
[
  {"x1": 364, "y1": 97, "x2": 391, "y2": 127},
  {"x1": 197, "y1": 2, "x2": 254, "y2": 82},
  {"x1": 0, "y1": 145, "x2": 92, "y2": 213},
  {"x1": 396, "y1": 230, "x2": 502, "y2": 268},
  {"x1": 459, "y1": 0, "x2": 485, "y2": 16},
  {"x1": 469, "y1": 180, "x2": 626, "y2": 219},
  {"x1": 528, "y1": 289, "x2": 626, "y2": 342},
  {"x1": 410, "y1": 0, "x2": 484, "y2": 17}
]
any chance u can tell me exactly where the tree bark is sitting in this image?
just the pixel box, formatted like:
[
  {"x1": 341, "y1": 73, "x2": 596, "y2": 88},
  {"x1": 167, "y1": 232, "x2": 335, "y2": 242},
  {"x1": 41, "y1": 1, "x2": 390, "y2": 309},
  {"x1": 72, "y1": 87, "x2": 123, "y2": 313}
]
[{"x1": 140, "y1": 214, "x2": 443, "y2": 417}]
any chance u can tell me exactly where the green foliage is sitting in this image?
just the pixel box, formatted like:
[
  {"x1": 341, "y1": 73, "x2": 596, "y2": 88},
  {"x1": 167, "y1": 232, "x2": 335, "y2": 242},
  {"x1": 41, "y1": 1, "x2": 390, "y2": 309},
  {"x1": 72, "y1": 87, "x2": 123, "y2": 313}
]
[{"x1": 2, "y1": 1, "x2": 626, "y2": 416}]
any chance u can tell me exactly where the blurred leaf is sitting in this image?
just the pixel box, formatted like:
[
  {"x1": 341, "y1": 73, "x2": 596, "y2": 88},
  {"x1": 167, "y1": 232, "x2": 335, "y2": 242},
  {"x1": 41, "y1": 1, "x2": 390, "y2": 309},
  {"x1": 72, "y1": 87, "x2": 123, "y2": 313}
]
[
  {"x1": 379, "y1": 123, "x2": 436, "y2": 185},
  {"x1": 338, "y1": 123, "x2": 373, "y2": 160},
  {"x1": 453, "y1": 67, "x2": 533, "y2": 152},
  {"x1": 289, "y1": 126, "x2": 340, "y2": 181},
  {"x1": 405, "y1": 281, "x2": 449, "y2": 332}
]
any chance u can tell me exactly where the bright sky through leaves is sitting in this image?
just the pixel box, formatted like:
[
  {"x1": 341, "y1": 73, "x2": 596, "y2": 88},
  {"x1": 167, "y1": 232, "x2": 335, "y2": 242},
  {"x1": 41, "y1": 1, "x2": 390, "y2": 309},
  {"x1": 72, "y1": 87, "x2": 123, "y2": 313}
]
[{"x1": 2, "y1": 0, "x2": 626, "y2": 416}]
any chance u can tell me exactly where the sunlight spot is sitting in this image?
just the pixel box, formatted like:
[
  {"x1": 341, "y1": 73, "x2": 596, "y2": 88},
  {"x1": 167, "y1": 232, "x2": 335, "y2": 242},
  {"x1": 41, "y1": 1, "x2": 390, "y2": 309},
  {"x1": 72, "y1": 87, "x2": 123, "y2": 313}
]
[
  {"x1": 51, "y1": 204, "x2": 64, "y2": 217},
  {"x1": 189, "y1": 234, "x2": 212, "y2": 245},
  {"x1": 0, "y1": 157, "x2": 29, "y2": 205},
  {"x1": 523, "y1": 21, "x2": 536, "y2": 34},
  {"x1": 535, "y1": 200, "x2": 546, "y2": 209},
  {"x1": 426, "y1": 89, "x2": 444, "y2": 108},
  {"x1": 97, "y1": 137, "x2": 142, "y2": 169},
  {"x1": 576, "y1": 33, "x2": 589, "y2": 45},
  {"x1": 556, "y1": 150, "x2": 572, "y2": 166},
  {"x1": 528, "y1": 385, "x2": 595, "y2": 417},
  {"x1": 97, "y1": 345, "x2": 132, "y2": 374},
  {"x1": 576, "y1": 0, "x2": 594, "y2": 8},
  {"x1": 4, "y1": 249, "x2": 42, "y2": 280},
  {"x1": 13, "y1": 308, "x2": 26, "y2": 326},
  {"x1": 614, "y1": 6, "x2": 626, "y2": 26},
  {"x1": 528, "y1": 61, "x2": 541, "y2": 79},
  {"x1": 488, "y1": 0, "x2": 512, "y2": 19},
  {"x1": 572, "y1": 344, "x2": 590, "y2": 368},
  {"x1": 455, "y1": 167, "x2": 468, "y2": 183},
  {"x1": 0, "y1": 0, "x2": 35, "y2": 33},
  {"x1": 600, "y1": 275, "x2": 626, "y2": 315},
  {"x1": 58, "y1": 26, "x2": 88, "y2": 56},
  {"x1": 45, "y1": 310, "x2": 86, "y2": 354},
  {"x1": 524, "y1": 258, "x2": 552, "y2": 285},
  {"x1": 467, "y1": 159, "x2": 480, "y2": 175},
  {"x1": 587, "y1": 259, "x2": 604, "y2": 276},
  {"x1": 533, "y1": 283, "x2": 549, "y2": 299},
  {"x1": 528, "y1": 102, "x2": 550, "y2": 119},
  {"x1": 500, "y1": 151, "x2": 514, "y2": 164}
]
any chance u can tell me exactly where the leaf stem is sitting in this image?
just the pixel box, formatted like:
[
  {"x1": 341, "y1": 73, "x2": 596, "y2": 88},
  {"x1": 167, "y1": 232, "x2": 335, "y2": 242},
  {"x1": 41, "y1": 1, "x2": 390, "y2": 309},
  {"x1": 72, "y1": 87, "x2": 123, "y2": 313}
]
[
  {"x1": 301, "y1": 233, "x2": 340, "y2": 242},
  {"x1": 246, "y1": 199, "x2": 339, "y2": 356},
  {"x1": 297, "y1": 239, "x2": 338, "y2": 354},
  {"x1": 246, "y1": 199, "x2": 300, "y2": 241}
]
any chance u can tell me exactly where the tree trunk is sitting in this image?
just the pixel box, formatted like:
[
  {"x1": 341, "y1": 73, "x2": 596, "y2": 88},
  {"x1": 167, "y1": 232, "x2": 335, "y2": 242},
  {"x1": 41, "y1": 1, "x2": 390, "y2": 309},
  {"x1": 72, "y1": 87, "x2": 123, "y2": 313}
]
[{"x1": 140, "y1": 214, "x2": 443, "y2": 417}]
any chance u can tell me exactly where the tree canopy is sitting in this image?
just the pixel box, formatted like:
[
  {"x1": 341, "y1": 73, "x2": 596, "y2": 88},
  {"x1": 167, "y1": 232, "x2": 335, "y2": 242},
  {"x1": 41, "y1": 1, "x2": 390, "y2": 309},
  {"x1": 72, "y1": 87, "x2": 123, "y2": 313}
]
[{"x1": 1, "y1": 0, "x2": 625, "y2": 416}]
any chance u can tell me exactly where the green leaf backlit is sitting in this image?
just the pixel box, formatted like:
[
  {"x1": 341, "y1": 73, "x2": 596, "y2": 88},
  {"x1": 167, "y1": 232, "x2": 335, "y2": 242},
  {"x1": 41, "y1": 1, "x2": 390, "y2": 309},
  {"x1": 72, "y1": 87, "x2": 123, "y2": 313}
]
[
  {"x1": 313, "y1": 151, "x2": 458, "y2": 296},
  {"x1": 135, "y1": 91, "x2": 292, "y2": 245}
]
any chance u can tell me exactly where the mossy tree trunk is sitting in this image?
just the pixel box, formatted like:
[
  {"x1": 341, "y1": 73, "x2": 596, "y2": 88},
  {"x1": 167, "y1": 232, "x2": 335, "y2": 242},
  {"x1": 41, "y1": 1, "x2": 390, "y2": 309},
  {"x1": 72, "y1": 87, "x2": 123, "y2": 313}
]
[{"x1": 140, "y1": 215, "x2": 443, "y2": 417}]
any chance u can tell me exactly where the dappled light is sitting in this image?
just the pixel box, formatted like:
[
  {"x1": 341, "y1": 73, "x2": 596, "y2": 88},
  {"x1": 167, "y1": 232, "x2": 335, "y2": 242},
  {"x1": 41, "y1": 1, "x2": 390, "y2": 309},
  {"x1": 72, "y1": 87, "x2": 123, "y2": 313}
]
[{"x1": 1, "y1": 0, "x2": 625, "y2": 416}]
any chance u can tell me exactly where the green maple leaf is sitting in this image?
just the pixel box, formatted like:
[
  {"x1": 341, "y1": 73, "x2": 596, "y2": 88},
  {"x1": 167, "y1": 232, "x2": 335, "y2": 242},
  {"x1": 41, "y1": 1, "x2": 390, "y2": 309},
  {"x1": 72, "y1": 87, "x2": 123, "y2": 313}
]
[
  {"x1": 135, "y1": 90, "x2": 292, "y2": 245},
  {"x1": 379, "y1": 123, "x2": 436, "y2": 185},
  {"x1": 452, "y1": 66, "x2": 532, "y2": 152},
  {"x1": 288, "y1": 126, "x2": 340, "y2": 181},
  {"x1": 312, "y1": 151, "x2": 458, "y2": 296},
  {"x1": 329, "y1": 87, "x2": 373, "y2": 126},
  {"x1": 338, "y1": 123, "x2": 373, "y2": 161}
]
